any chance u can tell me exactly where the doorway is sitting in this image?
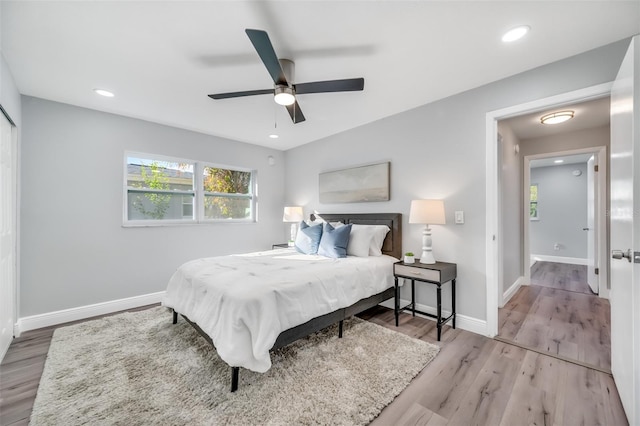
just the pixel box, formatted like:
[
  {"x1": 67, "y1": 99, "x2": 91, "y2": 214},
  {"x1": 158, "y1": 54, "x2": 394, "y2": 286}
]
[
  {"x1": 498, "y1": 126, "x2": 610, "y2": 370},
  {"x1": 486, "y1": 84, "x2": 612, "y2": 369},
  {"x1": 526, "y1": 149, "x2": 606, "y2": 297}
]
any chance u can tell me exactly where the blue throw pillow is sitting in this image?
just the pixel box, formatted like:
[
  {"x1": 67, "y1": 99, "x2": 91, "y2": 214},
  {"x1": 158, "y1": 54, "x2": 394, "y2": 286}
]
[
  {"x1": 295, "y1": 221, "x2": 323, "y2": 254},
  {"x1": 318, "y1": 223, "x2": 352, "y2": 258}
]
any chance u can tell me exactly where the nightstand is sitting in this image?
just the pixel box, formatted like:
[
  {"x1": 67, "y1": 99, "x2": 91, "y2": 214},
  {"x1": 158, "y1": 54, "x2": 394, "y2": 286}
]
[
  {"x1": 272, "y1": 243, "x2": 291, "y2": 249},
  {"x1": 393, "y1": 260, "x2": 457, "y2": 341}
]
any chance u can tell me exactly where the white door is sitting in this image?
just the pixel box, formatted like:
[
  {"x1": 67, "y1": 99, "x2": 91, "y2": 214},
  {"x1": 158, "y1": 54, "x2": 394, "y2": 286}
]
[
  {"x1": 0, "y1": 110, "x2": 16, "y2": 361},
  {"x1": 609, "y1": 36, "x2": 639, "y2": 426},
  {"x1": 586, "y1": 155, "x2": 598, "y2": 294}
]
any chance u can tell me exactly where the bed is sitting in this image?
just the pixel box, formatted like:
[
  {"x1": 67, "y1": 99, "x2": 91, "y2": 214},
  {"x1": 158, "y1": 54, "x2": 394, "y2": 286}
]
[{"x1": 162, "y1": 212, "x2": 402, "y2": 391}]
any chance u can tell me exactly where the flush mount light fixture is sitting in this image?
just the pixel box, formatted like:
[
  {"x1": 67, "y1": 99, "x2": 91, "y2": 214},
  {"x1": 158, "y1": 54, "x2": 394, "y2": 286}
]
[
  {"x1": 554, "y1": 159, "x2": 564, "y2": 164},
  {"x1": 502, "y1": 25, "x2": 530, "y2": 43},
  {"x1": 274, "y1": 85, "x2": 295, "y2": 106},
  {"x1": 269, "y1": 134, "x2": 279, "y2": 139},
  {"x1": 540, "y1": 110, "x2": 574, "y2": 125},
  {"x1": 93, "y1": 88, "x2": 114, "y2": 97}
]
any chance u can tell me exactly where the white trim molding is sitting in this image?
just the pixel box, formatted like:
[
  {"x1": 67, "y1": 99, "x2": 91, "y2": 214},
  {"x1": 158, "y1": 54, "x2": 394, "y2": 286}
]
[
  {"x1": 379, "y1": 299, "x2": 487, "y2": 337},
  {"x1": 485, "y1": 81, "x2": 613, "y2": 338},
  {"x1": 502, "y1": 276, "x2": 525, "y2": 307},
  {"x1": 530, "y1": 254, "x2": 588, "y2": 266},
  {"x1": 15, "y1": 291, "x2": 165, "y2": 335}
]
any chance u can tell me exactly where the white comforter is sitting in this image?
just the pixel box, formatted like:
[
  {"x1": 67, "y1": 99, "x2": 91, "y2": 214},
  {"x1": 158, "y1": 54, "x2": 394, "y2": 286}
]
[{"x1": 162, "y1": 249, "x2": 396, "y2": 373}]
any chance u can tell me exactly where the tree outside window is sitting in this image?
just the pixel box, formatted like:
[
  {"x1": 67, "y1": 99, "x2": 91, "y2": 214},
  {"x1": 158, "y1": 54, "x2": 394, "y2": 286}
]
[
  {"x1": 203, "y1": 167, "x2": 252, "y2": 220},
  {"x1": 530, "y1": 184, "x2": 539, "y2": 220},
  {"x1": 125, "y1": 154, "x2": 255, "y2": 224}
]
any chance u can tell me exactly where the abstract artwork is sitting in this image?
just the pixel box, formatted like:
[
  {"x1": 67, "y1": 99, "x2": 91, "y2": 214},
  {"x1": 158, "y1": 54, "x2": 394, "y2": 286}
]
[{"x1": 319, "y1": 162, "x2": 390, "y2": 203}]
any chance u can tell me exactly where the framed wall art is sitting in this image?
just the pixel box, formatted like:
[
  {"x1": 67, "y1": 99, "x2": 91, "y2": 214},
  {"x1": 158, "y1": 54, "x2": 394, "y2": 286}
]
[{"x1": 319, "y1": 162, "x2": 390, "y2": 203}]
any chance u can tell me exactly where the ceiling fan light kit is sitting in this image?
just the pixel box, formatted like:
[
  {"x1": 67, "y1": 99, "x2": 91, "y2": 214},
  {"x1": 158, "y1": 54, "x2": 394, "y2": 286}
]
[
  {"x1": 274, "y1": 85, "x2": 296, "y2": 106},
  {"x1": 208, "y1": 29, "x2": 365, "y2": 124}
]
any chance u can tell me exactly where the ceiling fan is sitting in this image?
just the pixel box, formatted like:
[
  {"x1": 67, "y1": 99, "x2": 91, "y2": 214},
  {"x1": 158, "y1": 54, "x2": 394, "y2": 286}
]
[{"x1": 208, "y1": 29, "x2": 365, "y2": 124}]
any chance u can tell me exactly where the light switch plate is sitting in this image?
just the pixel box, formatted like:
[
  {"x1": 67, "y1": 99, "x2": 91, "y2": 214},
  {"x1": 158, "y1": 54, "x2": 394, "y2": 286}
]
[{"x1": 455, "y1": 211, "x2": 464, "y2": 224}]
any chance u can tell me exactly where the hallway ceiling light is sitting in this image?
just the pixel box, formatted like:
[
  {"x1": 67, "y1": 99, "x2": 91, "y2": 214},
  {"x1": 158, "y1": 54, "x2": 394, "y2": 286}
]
[
  {"x1": 502, "y1": 25, "x2": 530, "y2": 43},
  {"x1": 540, "y1": 110, "x2": 574, "y2": 125},
  {"x1": 554, "y1": 159, "x2": 564, "y2": 164}
]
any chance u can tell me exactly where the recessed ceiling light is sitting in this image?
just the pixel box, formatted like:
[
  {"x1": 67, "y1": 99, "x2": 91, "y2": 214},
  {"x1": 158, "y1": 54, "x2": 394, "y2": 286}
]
[
  {"x1": 94, "y1": 88, "x2": 114, "y2": 97},
  {"x1": 269, "y1": 134, "x2": 279, "y2": 139},
  {"x1": 554, "y1": 159, "x2": 564, "y2": 164},
  {"x1": 540, "y1": 110, "x2": 574, "y2": 124},
  {"x1": 502, "y1": 25, "x2": 530, "y2": 43}
]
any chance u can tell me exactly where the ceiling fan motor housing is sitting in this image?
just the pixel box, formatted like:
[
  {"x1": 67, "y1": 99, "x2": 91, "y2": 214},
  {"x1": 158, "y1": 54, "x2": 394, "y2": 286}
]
[{"x1": 278, "y1": 59, "x2": 295, "y2": 85}]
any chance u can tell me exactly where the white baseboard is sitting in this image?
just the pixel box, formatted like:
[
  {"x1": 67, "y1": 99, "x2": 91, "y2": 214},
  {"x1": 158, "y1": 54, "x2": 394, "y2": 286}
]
[
  {"x1": 531, "y1": 254, "x2": 588, "y2": 266},
  {"x1": 501, "y1": 276, "x2": 524, "y2": 307},
  {"x1": 379, "y1": 299, "x2": 487, "y2": 337},
  {"x1": 15, "y1": 291, "x2": 166, "y2": 336}
]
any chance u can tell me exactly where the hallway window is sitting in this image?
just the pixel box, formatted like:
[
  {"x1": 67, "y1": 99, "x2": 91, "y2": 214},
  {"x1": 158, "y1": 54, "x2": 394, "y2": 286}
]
[{"x1": 530, "y1": 184, "x2": 539, "y2": 220}]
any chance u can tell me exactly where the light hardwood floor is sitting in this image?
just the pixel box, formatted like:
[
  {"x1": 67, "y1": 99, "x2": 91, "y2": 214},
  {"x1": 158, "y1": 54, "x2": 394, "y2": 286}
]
[
  {"x1": 498, "y1": 262, "x2": 611, "y2": 371},
  {"x1": 530, "y1": 261, "x2": 593, "y2": 295},
  {"x1": 1, "y1": 304, "x2": 627, "y2": 425}
]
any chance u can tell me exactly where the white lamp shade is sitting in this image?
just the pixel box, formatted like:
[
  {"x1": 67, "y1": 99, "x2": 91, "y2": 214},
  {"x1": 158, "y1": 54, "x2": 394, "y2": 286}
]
[
  {"x1": 283, "y1": 206, "x2": 304, "y2": 222},
  {"x1": 409, "y1": 199, "x2": 446, "y2": 225}
]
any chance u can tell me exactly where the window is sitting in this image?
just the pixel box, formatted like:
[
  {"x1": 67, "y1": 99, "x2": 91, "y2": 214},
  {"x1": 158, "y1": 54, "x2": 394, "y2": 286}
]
[
  {"x1": 530, "y1": 184, "x2": 538, "y2": 220},
  {"x1": 203, "y1": 166, "x2": 253, "y2": 220},
  {"x1": 124, "y1": 153, "x2": 255, "y2": 225}
]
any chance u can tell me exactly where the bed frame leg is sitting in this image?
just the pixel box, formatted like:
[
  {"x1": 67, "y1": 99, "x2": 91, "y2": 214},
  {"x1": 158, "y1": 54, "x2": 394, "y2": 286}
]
[
  {"x1": 231, "y1": 367, "x2": 239, "y2": 392},
  {"x1": 338, "y1": 320, "x2": 344, "y2": 338},
  {"x1": 172, "y1": 309, "x2": 178, "y2": 324}
]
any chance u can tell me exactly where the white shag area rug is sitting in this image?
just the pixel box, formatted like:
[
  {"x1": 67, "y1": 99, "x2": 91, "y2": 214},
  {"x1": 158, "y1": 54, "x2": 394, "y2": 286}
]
[{"x1": 31, "y1": 306, "x2": 439, "y2": 425}]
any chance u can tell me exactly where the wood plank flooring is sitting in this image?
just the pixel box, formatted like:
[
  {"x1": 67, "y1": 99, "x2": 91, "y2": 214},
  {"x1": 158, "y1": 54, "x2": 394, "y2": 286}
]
[
  {"x1": 1, "y1": 304, "x2": 627, "y2": 425},
  {"x1": 498, "y1": 262, "x2": 611, "y2": 371},
  {"x1": 530, "y1": 261, "x2": 593, "y2": 295}
]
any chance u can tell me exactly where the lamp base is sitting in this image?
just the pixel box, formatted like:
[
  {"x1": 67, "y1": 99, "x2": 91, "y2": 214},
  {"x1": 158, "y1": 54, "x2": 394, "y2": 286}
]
[
  {"x1": 419, "y1": 224, "x2": 436, "y2": 264},
  {"x1": 420, "y1": 251, "x2": 436, "y2": 264}
]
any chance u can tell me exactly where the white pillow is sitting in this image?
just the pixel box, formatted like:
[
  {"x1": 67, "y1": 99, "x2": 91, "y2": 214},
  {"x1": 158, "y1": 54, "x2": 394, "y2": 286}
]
[
  {"x1": 369, "y1": 225, "x2": 390, "y2": 256},
  {"x1": 346, "y1": 225, "x2": 373, "y2": 257},
  {"x1": 349, "y1": 224, "x2": 390, "y2": 256}
]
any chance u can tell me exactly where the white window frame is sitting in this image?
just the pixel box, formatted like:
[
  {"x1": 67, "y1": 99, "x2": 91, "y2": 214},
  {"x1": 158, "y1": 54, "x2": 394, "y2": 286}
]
[
  {"x1": 199, "y1": 161, "x2": 256, "y2": 223},
  {"x1": 123, "y1": 152, "x2": 256, "y2": 227}
]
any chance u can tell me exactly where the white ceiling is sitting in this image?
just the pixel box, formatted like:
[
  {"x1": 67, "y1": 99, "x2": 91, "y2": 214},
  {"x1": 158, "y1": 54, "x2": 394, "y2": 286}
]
[
  {"x1": 2, "y1": 1, "x2": 639, "y2": 151},
  {"x1": 502, "y1": 96, "x2": 612, "y2": 141},
  {"x1": 530, "y1": 153, "x2": 594, "y2": 169}
]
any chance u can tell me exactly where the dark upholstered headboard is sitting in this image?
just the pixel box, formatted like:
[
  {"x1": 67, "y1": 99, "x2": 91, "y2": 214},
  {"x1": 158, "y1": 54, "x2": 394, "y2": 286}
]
[{"x1": 310, "y1": 213, "x2": 402, "y2": 260}]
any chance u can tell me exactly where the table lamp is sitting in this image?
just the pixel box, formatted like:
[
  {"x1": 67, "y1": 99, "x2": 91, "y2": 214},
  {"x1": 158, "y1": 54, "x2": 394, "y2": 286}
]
[
  {"x1": 409, "y1": 199, "x2": 446, "y2": 264},
  {"x1": 283, "y1": 206, "x2": 304, "y2": 246}
]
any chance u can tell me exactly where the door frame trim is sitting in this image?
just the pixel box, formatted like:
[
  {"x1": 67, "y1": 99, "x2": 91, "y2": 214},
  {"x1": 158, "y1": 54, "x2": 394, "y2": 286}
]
[
  {"x1": 485, "y1": 81, "x2": 612, "y2": 337},
  {"x1": 523, "y1": 146, "x2": 608, "y2": 299}
]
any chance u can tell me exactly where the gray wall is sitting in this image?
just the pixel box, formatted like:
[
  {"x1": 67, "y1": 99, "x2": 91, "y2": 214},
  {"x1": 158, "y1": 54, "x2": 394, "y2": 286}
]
[
  {"x1": 284, "y1": 39, "x2": 629, "y2": 322},
  {"x1": 20, "y1": 97, "x2": 285, "y2": 316},
  {"x1": 0, "y1": 53, "x2": 20, "y2": 126},
  {"x1": 530, "y1": 163, "x2": 589, "y2": 258},
  {"x1": 522, "y1": 124, "x2": 610, "y2": 262},
  {"x1": 520, "y1": 125, "x2": 610, "y2": 157},
  {"x1": 497, "y1": 124, "x2": 523, "y2": 296}
]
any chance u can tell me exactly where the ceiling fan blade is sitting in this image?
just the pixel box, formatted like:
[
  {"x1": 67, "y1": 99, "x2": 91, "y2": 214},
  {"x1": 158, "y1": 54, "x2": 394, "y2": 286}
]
[
  {"x1": 285, "y1": 101, "x2": 306, "y2": 124},
  {"x1": 294, "y1": 78, "x2": 364, "y2": 94},
  {"x1": 245, "y1": 29, "x2": 288, "y2": 85},
  {"x1": 208, "y1": 89, "x2": 273, "y2": 100}
]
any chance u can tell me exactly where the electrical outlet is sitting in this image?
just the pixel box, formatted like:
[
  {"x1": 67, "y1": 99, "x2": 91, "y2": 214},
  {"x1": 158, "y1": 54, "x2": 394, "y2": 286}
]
[{"x1": 455, "y1": 211, "x2": 464, "y2": 224}]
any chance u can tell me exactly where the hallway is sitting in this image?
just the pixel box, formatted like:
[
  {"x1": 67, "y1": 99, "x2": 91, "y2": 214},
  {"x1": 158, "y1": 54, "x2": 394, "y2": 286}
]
[{"x1": 498, "y1": 262, "x2": 610, "y2": 371}]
